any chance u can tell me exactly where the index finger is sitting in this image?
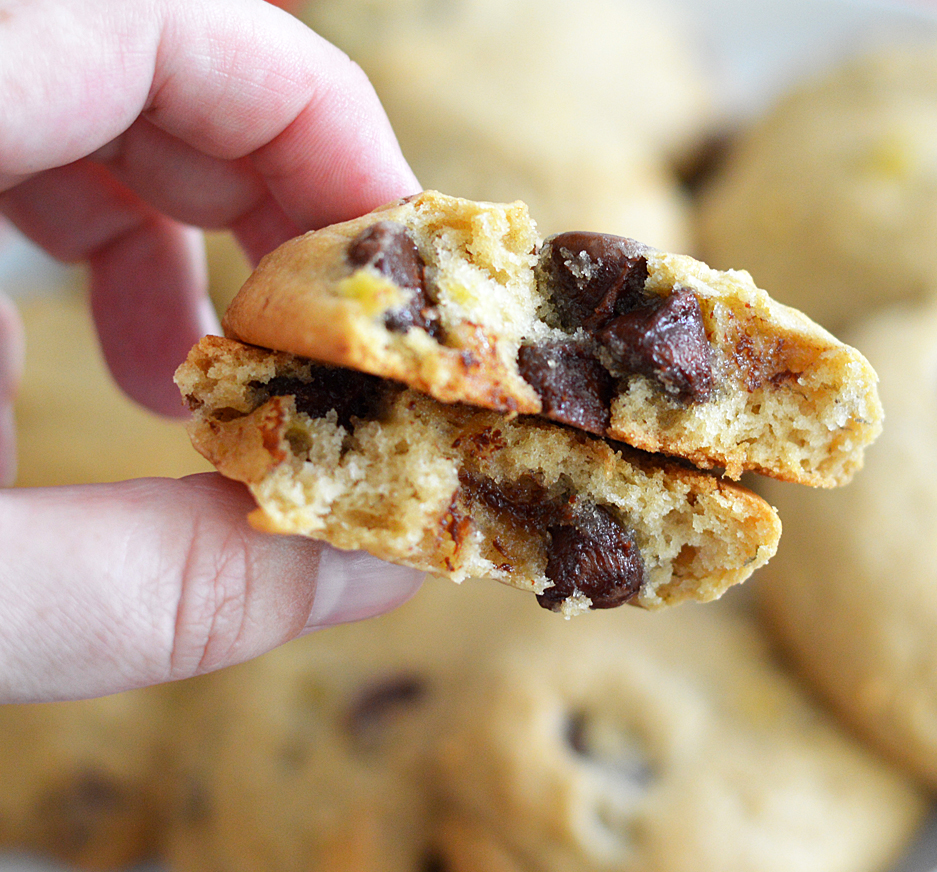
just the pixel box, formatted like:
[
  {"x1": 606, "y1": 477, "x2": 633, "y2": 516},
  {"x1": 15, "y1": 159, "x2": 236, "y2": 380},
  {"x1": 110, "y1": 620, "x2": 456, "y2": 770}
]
[{"x1": 0, "y1": 0, "x2": 420, "y2": 229}]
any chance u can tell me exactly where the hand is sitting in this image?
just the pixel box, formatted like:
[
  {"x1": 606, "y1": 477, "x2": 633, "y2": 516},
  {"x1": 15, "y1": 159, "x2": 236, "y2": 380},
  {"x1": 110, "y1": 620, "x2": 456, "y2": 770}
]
[{"x1": 0, "y1": 0, "x2": 425, "y2": 703}]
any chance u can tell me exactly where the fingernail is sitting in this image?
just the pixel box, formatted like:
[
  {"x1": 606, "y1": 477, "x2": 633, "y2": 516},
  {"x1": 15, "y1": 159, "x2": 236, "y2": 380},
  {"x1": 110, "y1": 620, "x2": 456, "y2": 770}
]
[{"x1": 302, "y1": 545, "x2": 425, "y2": 632}]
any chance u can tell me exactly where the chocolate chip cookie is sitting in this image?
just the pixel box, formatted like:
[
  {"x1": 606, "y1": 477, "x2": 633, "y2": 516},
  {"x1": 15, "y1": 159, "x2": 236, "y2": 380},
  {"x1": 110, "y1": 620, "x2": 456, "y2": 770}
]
[
  {"x1": 0, "y1": 687, "x2": 173, "y2": 869},
  {"x1": 696, "y1": 41, "x2": 937, "y2": 331},
  {"x1": 431, "y1": 594, "x2": 929, "y2": 872},
  {"x1": 301, "y1": 0, "x2": 710, "y2": 248},
  {"x1": 176, "y1": 335, "x2": 781, "y2": 616},
  {"x1": 221, "y1": 190, "x2": 882, "y2": 487},
  {"x1": 758, "y1": 299, "x2": 937, "y2": 788},
  {"x1": 163, "y1": 579, "x2": 929, "y2": 872},
  {"x1": 163, "y1": 579, "x2": 508, "y2": 872}
]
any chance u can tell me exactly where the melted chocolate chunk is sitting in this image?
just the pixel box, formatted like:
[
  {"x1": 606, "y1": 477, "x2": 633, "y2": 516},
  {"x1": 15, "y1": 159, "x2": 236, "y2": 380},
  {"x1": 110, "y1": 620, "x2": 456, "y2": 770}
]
[
  {"x1": 347, "y1": 221, "x2": 441, "y2": 338},
  {"x1": 539, "y1": 503, "x2": 644, "y2": 611},
  {"x1": 598, "y1": 288, "x2": 713, "y2": 404},
  {"x1": 538, "y1": 231, "x2": 650, "y2": 331},
  {"x1": 458, "y1": 472, "x2": 556, "y2": 528},
  {"x1": 527, "y1": 231, "x2": 716, "y2": 412},
  {"x1": 262, "y1": 365, "x2": 389, "y2": 430},
  {"x1": 517, "y1": 342, "x2": 613, "y2": 434},
  {"x1": 459, "y1": 471, "x2": 644, "y2": 611}
]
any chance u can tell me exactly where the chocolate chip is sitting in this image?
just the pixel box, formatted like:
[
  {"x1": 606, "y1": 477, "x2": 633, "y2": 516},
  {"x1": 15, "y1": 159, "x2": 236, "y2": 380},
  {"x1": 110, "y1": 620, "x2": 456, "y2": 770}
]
[
  {"x1": 458, "y1": 471, "x2": 555, "y2": 529},
  {"x1": 39, "y1": 771, "x2": 125, "y2": 854},
  {"x1": 458, "y1": 471, "x2": 644, "y2": 611},
  {"x1": 598, "y1": 288, "x2": 713, "y2": 404},
  {"x1": 517, "y1": 342, "x2": 613, "y2": 434},
  {"x1": 346, "y1": 674, "x2": 428, "y2": 744},
  {"x1": 538, "y1": 503, "x2": 644, "y2": 611},
  {"x1": 538, "y1": 232, "x2": 650, "y2": 331},
  {"x1": 347, "y1": 221, "x2": 441, "y2": 339},
  {"x1": 261, "y1": 365, "x2": 390, "y2": 430}
]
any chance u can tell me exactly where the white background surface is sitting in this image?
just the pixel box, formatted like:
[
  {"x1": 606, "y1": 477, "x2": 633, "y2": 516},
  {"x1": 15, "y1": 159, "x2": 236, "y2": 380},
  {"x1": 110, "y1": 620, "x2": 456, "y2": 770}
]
[{"x1": 2, "y1": 0, "x2": 937, "y2": 870}]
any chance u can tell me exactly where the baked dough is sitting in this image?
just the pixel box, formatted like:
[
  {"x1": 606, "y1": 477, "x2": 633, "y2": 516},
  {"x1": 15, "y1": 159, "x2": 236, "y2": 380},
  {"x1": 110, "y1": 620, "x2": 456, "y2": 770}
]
[
  {"x1": 432, "y1": 591, "x2": 929, "y2": 872},
  {"x1": 301, "y1": 0, "x2": 713, "y2": 250},
  {"x1": 0, "y1": 687, "x2": 173, "y2": 869},
  {"x1": 163, "y1": 579, "x2": 928, "y2": 872}
]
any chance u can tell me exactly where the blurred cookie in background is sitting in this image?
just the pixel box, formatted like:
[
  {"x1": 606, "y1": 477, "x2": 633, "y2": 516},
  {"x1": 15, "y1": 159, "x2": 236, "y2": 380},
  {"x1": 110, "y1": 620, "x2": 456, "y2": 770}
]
[
  {"x1": 163, "y1": 579, "x2": 512, "y2": 872},
  {"x1": 695, "y1": 41, "x2": 937, "y2": 330},
  {"x1": 162, "y1": 579, "x2": 927, "y2": 872},
  {"x1": 14, "y1": 291, "x2": 211, "y2": 487},
  {"x1": 758, "y1": 299, "x2": 937, "y2": 790},
  {"x1": 432, "y1": 597, "x2": 928, "y2": 872},
  {"x1": 302, "y1": 0, "x2": 716, "y2": 251},
  {"x1": 0, "y1": 687, "x2": 175, "y2": 870}
]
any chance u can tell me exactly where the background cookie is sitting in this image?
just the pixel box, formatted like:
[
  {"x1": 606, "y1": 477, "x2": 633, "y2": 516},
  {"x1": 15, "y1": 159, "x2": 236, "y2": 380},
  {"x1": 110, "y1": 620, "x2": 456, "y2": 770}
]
[
  {"x1": 14, "y1": 292, "x2": 211, "y2": 487},
  {"x1": 0, "y1": 687, "x2": 175, "y2": 870},
  {"x1": 161, "y1": 578, "x2": 928, "y2": 872},
  {"x1": 695, "y1": 40, "x2": 937, "y2": 330},
  {"x1": 300, "y1": 0, "x2": 714, "y2": 251},
  {"x1": 432, "y1": 594, "x2": 928, "y2": 872},
  {"x1": 758, "y1": 299, "x2": 937, "y2": 789},
  {"x1": 162, "y1": 579, "x2": 512, "y2": 872}
]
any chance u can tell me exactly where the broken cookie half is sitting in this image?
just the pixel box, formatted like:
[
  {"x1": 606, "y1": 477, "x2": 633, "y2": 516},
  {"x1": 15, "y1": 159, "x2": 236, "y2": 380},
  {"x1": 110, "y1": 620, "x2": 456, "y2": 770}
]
[
  {"x1": 176, "y1": 337, "x2": 780, "y2": 617},
  {"x1": 222, "y1": 190, "x2": 882, "y2": 487}
]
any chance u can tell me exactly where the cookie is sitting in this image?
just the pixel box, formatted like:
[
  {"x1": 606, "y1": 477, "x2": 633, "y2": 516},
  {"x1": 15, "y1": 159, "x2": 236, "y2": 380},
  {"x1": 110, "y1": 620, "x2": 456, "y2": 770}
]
[
  {"x1": 431, "y1": 597, "x2": 929, "y2": 872},
  {"x1": 758, "y1": 299, "x2": 937, "y2": 788},
  {"x1": 176, "y1": 335, "x2": 781, "y2": 616},
  {"x1": 302, "y1": 0, "x2": 715, "y2": 162},
  {"x1": 14, "y1": 293, "x2": 211, "y2": 487},
  {"x1": 163, "y1": 579, "x2": 511, "y2": 872},
  {"x1": 0, "y1": 687, "x2": 173, "y2": 869},
  {"x1": 696, "y1": 41, "x2": 937, "y2": 331},
  {"x1": 220, "y1": 190, "x2": 883, "y2": 486},
  {"x1": 163, "y1": 579, "x2": 929, "y2": 872},
  {"x1": 302, "y1": 0, "x2": 702, "y2": 252}
]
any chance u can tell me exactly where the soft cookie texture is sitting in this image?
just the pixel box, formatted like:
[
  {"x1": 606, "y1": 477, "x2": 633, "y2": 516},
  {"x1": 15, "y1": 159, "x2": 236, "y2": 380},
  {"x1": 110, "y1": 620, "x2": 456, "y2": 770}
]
[
  {"x1": 221, "y1": 191, "x2": 882, "y2": 487},
  {"x1": 175, "y1": 336, "x2": 780, "y2": 616},
  {"x1": 696, "y1": 41, "x2": 937, "y2": 330},
  {"x1": 759, "y1": 300, "x2": 937, "y2": 788},
  {"x1": 164, "y1": 580, "x2": 928, "y2": 872}
]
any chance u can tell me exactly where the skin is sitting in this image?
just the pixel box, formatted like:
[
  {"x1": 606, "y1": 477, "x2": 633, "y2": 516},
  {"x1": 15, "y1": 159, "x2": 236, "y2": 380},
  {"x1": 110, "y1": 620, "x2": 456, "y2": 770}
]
[{"x1": 0, "y1": 0, "x2": 425, "y2": 703}]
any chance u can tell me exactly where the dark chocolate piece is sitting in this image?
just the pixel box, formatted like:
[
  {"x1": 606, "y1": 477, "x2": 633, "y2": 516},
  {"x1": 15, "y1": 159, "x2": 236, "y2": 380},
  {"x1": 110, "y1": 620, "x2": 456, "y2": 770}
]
[
  {"x1": 540, "y1": 503, "x2": 644, "y2": 611},
  {"x1": 38, "y1": 771, "x2": 126, "y2": 855},
  {"x1": 458, "y1": 471, "x2": 644, "y2": 611},
  {"x1": 262, "y1": 365, "x2": 389, "y2": 430},
  {"x1": 347, "y1": 221, "x2": 441, "y2": 338},
  {"x1": 538, "y1": 231, "x2": 650, "y2": 331},
  {"x1": 517, "y1": 342, "x2": 613, "y2": 434},
  {"x1": 599, "y1": 288, "x2": 714, "y2": 404}
]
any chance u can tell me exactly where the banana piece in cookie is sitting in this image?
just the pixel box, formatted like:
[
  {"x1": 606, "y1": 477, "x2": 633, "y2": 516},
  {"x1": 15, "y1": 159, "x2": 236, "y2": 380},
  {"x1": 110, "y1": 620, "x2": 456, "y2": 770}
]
[
  {"x1": 176, "y1": 336, "x2": 780, "y2": 616},
  {"x1": 221, "y1": 191, "x2": 881, "y2": 487}
]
